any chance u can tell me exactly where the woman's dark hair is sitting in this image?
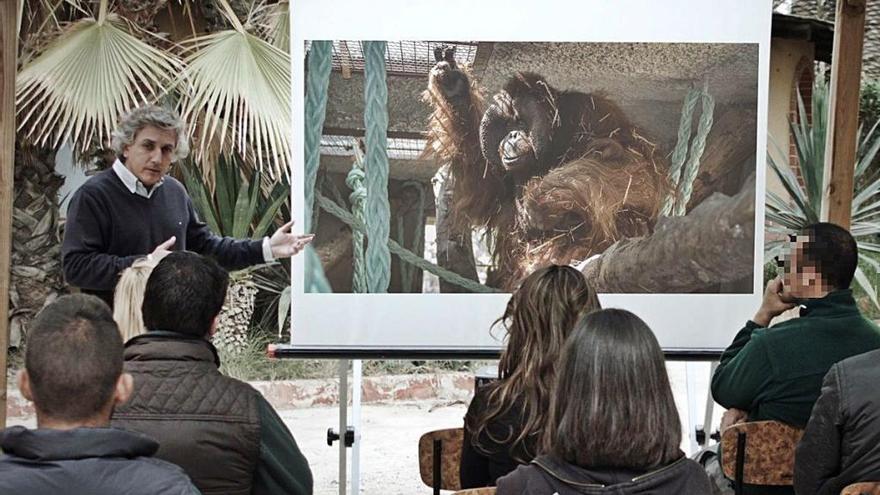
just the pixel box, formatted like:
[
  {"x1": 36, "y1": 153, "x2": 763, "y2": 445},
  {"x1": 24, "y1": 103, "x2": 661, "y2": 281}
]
[
  {"x1": 543, "y1": 308, "x2": 682, "y2": 469},
  {"x1": 469, "y1": 265, "x2": 600, "y2": 462}
]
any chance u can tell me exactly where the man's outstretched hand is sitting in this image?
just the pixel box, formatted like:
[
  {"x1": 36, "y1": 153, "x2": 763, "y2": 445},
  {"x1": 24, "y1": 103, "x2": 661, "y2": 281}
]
[{"x1": 269, "y1": 221, "x2": 314, "y2": 259}]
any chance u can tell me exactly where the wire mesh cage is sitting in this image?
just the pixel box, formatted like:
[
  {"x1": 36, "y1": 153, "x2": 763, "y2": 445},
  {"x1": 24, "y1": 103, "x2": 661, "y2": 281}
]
[
  {"x1": 306, "y1": 40, "x2": 478, "y2": 75},
  {"x1": 321, "y1": 134, "x2": 428, "y2": 160}
]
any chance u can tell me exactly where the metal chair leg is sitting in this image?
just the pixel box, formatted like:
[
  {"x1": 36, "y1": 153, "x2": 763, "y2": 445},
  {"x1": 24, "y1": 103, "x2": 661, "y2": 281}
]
[
  {"x1": 735, "y1": 432, "x2": 746, "y2": 495},
  {"x1": 433, "y1": 438, "x2": 442, "y2": 495}
]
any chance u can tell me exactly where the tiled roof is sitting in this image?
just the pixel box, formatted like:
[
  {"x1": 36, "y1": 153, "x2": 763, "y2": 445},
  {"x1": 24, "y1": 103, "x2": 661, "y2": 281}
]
[{"x1": 789, "y1": 0, "x2": 880, "y2": 80}]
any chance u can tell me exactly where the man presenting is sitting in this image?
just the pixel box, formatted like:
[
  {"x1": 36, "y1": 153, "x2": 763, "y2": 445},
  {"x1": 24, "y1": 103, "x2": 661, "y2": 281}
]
[{"x1": 62, "y1": 104, "x2": 311, "y2": 304}]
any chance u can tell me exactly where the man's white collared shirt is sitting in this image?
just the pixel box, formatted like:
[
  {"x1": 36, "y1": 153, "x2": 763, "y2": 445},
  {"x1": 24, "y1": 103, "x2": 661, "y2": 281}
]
[{"x1": 112, "y1": 159, "x2": 164, "y2": 199}]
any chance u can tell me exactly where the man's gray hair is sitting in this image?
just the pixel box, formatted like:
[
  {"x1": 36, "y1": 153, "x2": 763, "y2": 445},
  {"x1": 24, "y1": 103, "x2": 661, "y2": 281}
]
[{"x1": 111, "y1": 105, "x2": 190, "y2": 161}]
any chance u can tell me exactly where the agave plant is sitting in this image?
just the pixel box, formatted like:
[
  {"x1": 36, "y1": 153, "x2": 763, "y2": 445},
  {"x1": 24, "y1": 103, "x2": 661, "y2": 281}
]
[
  {"x1": 181, "y1": 153, "x2": 289, "y2": 352},
  {"x1": 766, "y1": 76, "x2": 880, "y2": 307}
]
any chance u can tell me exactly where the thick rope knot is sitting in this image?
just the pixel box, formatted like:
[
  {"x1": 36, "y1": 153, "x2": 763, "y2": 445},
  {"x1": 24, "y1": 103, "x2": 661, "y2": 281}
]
[{"x1": 346, "y1": 167, "x2": 367, "y2": 205}]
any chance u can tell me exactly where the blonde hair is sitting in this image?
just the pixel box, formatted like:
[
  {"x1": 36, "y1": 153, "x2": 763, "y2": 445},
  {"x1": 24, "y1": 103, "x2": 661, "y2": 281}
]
[{"x1": 113, "y1": 257, "x2": 159, "y2": 342}]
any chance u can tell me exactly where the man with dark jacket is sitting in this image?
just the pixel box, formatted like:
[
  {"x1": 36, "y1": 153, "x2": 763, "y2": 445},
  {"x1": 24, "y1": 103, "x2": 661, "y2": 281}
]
[
  {"x1": 0, "y1": 294, "x2": 200, "y2": 495},
  {"x1": 111, "y1": 251, "x2": 312, "y2": 495},
  {"x1": 795, "y1": 347, "x2": 880, "y2": 495},
  {"x1": 711, "y1": 223, "x2": 880, "y2": 495}
]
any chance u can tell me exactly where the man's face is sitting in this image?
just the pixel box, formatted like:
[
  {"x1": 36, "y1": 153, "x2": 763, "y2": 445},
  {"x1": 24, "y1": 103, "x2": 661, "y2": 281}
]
[
  {"x1": 780, "y1": 234, "x2": 824, "y2": 297},
  {"x1": 122, "y1": 125, "x2": 178, "y2": 187}
]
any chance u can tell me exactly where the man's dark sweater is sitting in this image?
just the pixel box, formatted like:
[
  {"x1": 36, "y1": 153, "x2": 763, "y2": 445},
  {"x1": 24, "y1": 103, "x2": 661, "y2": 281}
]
[
  {"x1": 711, "y1": 289, "x2": 880, "y2": 495},
  {"x1": 62, "y1": 169, "x2": 263, "y2": 303}
]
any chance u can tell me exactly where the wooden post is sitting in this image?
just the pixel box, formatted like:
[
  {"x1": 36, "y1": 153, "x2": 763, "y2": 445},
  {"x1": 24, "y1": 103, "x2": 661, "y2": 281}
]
[
  {"x1": 0, "y1": 0, "x2": 19, "y2": 428},
  {"x1": 821, "y1": 0, "x2": 867, "y2": 228}
]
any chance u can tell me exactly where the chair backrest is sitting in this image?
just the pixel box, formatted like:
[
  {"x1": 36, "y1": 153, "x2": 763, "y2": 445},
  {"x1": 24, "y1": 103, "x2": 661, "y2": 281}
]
[
  {"x1": 720, "y1": 420, "x2": 804, "y2": 486},
  {"x1": 418, "y1": 427, "x2": 464, "y2": 491},
  {"x1": 453, "y1": 488, "x2": 497, "y2": 495},
  {"x1": 842, "y1": 482, "x2": 880, "y2": 495}
]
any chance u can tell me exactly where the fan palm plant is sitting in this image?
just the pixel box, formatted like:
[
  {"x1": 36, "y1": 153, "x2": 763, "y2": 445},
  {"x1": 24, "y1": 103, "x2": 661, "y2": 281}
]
[
  {"x1": 766, "y1": 76, "x2": 880, "y2": 307},
  {"x1": 16, "y1": 0, "x2": 291, "y2": 176},
  {"x1": 11, "y1": 0, "x2": 291, "y2": 347}
]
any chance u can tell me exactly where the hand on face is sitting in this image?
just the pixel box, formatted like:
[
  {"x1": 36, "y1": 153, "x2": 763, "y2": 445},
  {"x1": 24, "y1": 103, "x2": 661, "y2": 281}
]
[
  {"x1": 269, "y1": 221, "x2": 314, "y2": 259},
  {"x1": 753, "y1": 277, "x2": 798, "y2": 327},
  {"x1": 122, "y1": 125, "x2": 178, "y2": 187}
]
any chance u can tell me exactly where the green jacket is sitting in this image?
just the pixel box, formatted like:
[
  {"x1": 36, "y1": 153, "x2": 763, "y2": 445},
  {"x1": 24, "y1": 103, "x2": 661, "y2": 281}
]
[
  {"x1": 712, "y1": 290, "x2": 880, "y2": 495},
  {"x1": 712, "y1": 289, "x2": 880, "y2": 428}
]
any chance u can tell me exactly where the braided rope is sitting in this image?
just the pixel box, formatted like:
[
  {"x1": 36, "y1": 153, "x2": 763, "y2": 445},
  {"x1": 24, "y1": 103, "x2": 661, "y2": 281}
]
[
  {"x1": 363, "y1": 41, "x2": 392, "y2": 293},
  {"x1": 347, "y1": 145, "x2": 368, "y2": 293},
  {"x1": 674, "y1": 86, "x2": 715, "y2": 216},
  {"x1": 304, "y1": 41, "x2": 332, "y2": 233},
  {"x1": 659, "y1": 88, "x2": 701, "y2": 217},
  {"x1": 303, "y1": 41, "x2": 333, "y2": 293},
  {"x1": 315, "y1": 191, "x2": 498, "y2": 293}
]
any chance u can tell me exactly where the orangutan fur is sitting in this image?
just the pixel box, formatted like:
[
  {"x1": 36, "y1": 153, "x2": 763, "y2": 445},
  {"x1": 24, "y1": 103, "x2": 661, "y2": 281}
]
[{"x1": 424, "y1": 48, "x2": 669, "y2": 289}]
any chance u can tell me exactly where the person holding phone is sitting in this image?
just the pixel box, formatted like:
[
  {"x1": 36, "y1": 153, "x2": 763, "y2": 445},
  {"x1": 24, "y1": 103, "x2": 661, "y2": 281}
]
[{"x1": 710, "y1": 222, "x2": 880, "y2": 495}]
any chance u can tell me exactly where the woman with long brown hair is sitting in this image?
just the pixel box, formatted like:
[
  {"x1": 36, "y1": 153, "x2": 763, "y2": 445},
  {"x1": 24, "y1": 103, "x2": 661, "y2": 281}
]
[
  {"x1": 496, "y1": 309, "x2": 711, "y2": 494},
  {"x1": 459, "y1": 265, "x2": 600, "y2": 488}
]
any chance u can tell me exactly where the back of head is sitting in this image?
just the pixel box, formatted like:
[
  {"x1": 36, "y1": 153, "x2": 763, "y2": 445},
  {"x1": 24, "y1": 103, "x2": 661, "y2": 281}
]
[
  {"x1": 113, "y1": 257, "x2": 159, "y2": 342},
  {"x1": 544, "y1": 308, "x2": 681, "y2": 469},
  {"x1": 472, "y1": 265, "x2": 600, "y2": 460},
  {"x1": 26, "y1": 294, "x2": 123, "y2": 422},
  {"x1": 142, "y1": 251, "x2": 228, "y2": 337},
  {"x1": 798, "y1": 222, "x2": 857, "y2": 290}
]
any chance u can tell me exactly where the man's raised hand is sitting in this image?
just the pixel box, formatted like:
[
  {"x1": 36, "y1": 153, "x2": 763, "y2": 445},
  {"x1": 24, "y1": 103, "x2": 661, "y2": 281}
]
[
  {"x1": 269, "y1": 221, "x2": 314, "y2": 259},
  {"x1": 150, "y1": 236, "x2": 176, "y2": 262}
]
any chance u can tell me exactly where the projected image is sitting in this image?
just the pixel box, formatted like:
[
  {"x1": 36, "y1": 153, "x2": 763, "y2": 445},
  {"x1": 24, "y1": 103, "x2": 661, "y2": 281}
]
[{"x1": 305, "y1": 41, "x2": 758, "y2": 294}]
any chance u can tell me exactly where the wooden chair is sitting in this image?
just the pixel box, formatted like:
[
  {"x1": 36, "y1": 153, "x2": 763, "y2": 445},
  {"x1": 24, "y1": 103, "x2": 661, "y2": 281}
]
[
  {"x1": 720, "y1": 420, "x2": 804, "y2": 495},
  {"x1": 453, "y1": 488, "x2": 496, "y2": 495},
  {"x1": 418, "y1": 428, "x2": 463, "y2": 494},
  {"x1": 842, "y1": 482, "x2": 880, "y2": 495}
]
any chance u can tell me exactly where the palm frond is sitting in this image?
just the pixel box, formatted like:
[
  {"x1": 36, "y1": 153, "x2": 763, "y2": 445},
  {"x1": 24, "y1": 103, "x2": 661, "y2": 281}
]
[
  {"x1": 16, "y1": 12, "x2": 181, "y2": 152},
  {"x1": 254, "y1": 1, "x2": 289, "y2": 53},
  {"x1": 854, "y1": 265, "x2": 879, "y2": 308},
  {"x1": 177, "y1": 7, "x2": 291, "y2": 178}
]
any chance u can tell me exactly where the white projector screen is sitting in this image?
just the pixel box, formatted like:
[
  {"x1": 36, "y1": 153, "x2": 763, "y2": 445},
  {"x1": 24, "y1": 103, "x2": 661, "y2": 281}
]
[{"x1": 290, "y1": 0, "x2": 771, "y2": 355}]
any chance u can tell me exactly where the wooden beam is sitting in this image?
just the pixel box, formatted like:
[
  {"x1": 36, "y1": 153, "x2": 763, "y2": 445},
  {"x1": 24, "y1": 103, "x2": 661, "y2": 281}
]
[
  {"x1": 822, "y1": 0, "x2": 867, "y2": 228},
  {"x1": 0, "y1": 0, "x2": 19, "y2": 428}
]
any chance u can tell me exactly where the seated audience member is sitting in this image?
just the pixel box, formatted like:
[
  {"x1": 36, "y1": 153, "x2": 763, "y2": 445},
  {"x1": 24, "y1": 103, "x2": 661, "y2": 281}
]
[
  {"x1": 0, "y1": 294, "x2": 200, "y2": 495},
  {"x1": 795, "y1": 347, "x2": 880, "y2": 495},
  {"x1": 111, "y1": 251, "x2": 312, "y2": 495},
  {"x1": 711, "y1": 222, "x2": 880, "y2": 495},
  {"x1": 460, "y1": 265, "x2": 600, "y2": 488},
  {"x1": 113, "y1": 256, "x2": 159, "y2": 341},
  {"x1": 496, "y1": 308, "x2": 711, "y2": 494}
]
